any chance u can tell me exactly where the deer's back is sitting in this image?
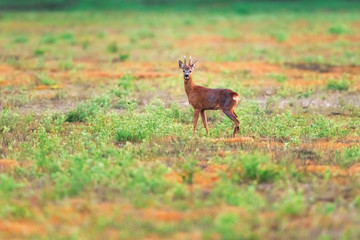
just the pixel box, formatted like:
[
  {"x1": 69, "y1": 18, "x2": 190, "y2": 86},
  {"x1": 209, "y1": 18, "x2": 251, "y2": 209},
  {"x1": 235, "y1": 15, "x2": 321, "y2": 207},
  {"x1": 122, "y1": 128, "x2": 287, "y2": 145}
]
[{"x1": 188, "y1": 86, "x2": 239, "y2": 110}]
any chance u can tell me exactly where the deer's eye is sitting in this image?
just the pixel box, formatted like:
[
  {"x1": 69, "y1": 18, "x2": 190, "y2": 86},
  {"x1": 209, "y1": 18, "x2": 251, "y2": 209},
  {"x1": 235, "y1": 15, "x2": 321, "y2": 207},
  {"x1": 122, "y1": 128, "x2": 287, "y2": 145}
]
[{"x1": 189, "y1": 71, "x2": 192, "y2": 73}]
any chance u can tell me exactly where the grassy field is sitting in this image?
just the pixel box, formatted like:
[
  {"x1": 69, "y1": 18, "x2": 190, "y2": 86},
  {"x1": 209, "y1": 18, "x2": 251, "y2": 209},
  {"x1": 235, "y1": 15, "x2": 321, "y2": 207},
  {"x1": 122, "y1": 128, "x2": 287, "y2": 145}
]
[{"x1": 1, "y1": 2, "x2": 360, "y2": 239}]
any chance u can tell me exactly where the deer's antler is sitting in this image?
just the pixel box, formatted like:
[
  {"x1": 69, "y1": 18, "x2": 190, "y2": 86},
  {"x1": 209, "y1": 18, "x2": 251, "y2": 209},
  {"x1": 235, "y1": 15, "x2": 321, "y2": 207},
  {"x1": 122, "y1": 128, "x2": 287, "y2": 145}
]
[
  {"x1": 189, "y1": 56, "x2": 192, "y2": 66},
  {"x1": 184, "y1": 56, "x2": 187, "y2": 66}
]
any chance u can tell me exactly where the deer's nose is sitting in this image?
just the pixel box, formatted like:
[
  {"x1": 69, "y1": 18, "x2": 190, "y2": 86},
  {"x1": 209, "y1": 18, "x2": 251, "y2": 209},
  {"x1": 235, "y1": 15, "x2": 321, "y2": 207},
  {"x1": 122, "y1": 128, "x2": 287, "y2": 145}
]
[{"x1": 184, "y1": 74, "x2": 189, "y2": 77}]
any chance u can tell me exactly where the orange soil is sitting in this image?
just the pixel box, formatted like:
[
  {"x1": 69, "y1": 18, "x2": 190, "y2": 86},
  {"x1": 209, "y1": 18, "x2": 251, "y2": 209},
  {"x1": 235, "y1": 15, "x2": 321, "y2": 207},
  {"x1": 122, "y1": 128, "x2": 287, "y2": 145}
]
[
  {"x1": 164, "y1": 163, "x2": 226, "y2": 190},
  {"x1": 300, "y1": 163, "x2": 360, "y2": 176},
  {"x1": 0, "y1": 220, "x2": 45, "y2": 236},
  {"x1": 0, "y1": 159, "x2": 19, "y2": 171},
  {"x1": 141, "y1": 209, "x2": 185, "y2": 222}
]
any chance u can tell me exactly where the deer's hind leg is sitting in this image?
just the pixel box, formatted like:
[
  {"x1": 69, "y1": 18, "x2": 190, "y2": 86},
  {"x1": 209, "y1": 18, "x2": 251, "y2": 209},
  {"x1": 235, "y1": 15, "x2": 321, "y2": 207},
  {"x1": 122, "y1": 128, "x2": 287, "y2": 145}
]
[
  {"x1": 232, "y1": 110, "x2": 240, "y2": 134},
  {"x1": 223, "y1": 110, "x2": 240, "y2": 137},
  {"x1": 200, "y1": 110, "x2": 209, "y2": 135}
]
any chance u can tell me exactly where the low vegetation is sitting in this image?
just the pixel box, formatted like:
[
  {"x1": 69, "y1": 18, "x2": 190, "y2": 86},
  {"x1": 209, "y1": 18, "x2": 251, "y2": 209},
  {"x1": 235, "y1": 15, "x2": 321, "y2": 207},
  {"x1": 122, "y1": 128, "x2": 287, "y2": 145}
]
[{"x1": 0, "y1": 1, "x2": 359, "y2": 239}]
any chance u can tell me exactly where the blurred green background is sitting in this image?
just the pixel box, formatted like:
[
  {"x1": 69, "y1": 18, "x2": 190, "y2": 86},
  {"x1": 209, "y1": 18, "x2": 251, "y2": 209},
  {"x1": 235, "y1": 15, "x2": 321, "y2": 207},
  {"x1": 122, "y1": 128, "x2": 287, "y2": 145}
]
[{"x1": 1, "y1": 0, "x2": 360, "y2": 11}]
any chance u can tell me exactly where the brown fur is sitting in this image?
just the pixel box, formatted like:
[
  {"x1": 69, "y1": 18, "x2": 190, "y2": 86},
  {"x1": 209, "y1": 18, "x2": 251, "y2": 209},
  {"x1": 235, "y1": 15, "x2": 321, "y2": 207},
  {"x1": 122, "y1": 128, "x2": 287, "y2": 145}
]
[{"x1": 179, "y1": 58, "x2": 240, "y2": 137}]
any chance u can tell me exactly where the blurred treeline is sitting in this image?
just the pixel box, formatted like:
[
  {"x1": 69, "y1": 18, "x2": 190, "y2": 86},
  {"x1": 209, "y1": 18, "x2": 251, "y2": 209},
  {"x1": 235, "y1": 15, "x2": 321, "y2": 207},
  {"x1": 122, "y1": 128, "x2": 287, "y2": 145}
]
[{"x1": 1, "y1": 0, "x2": 360, "y2": 11}]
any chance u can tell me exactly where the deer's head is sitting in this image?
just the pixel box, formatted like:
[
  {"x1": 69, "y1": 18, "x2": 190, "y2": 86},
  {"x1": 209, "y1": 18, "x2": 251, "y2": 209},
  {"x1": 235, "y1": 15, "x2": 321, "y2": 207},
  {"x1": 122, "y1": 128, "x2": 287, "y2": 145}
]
[{"x1": 179, "y1": 56, "x2": 198, "y2": 81}]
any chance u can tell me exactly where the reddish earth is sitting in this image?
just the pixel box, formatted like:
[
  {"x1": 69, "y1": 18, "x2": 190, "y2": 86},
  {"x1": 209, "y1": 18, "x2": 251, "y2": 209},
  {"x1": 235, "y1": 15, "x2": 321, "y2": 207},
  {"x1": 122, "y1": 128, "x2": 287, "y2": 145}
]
[
  {"x1": 300, "y1": 165, "x2": 348, "y2": 176},
  {"x1": 0, "y1": 159, "x2": 19, "y2": 171},
  {"x1": 164, "y1": 163, "x2": 226, "y2": 190},
  {"x1": 141, "y1": 209, "x2": 185, "y2": 222},
  {"x1": 0, "y1": 220, "x2": 45, "y2": 236},
  {"x1": 300, "y1": 163, "x2": 360, "y2": 176}
]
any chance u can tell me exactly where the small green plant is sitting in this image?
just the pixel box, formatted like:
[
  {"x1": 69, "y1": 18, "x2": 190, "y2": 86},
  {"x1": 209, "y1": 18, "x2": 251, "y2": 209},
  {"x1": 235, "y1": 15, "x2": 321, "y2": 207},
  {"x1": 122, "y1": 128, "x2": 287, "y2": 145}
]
[
  {"x1": 107, "y1": 41, "x2": 118, "y2": 53},
  {"x1": 268, "y1": 73, "x2": 287, "y2": 83},
  {"x1": 111, "y1": 74, "x2": 136, "y2": 98},
  {"x1": 118, "y1": 53, "x2": 130, "y2": 61},
  {"x1": 82, "y1": 40, "x2": 90, "y2": 50},
  {"x1": 34, "y1": 49, "x2": 45, "y2": 56},
  {"x1": 135, "y1": 29, "x2": 155, "y2": 39},
  {"x1": 275, "y1": 189, "x2": 305, "y2": 216},
  {"x1": 65, "y1": 96, "x2": 111, "y2": 122},
  {"x1": 353, "y1": 195, "x2": 360, "y2": 208},
  {"x1": 326, "y1": 79, "x2": 350, "y2": 91},
  {"x1": 0, "y1": 175, "x2": 23, "y2": 196},
  {"x1": 41, "y1": 35, "x2": 57, "y2": 44},
  {"x1": 215, "y1": 212, "x2": 240, "y2": 240},
  {"x1": 214, "y1": 211, "x2": 256, "y2": 240},
  {"x1": 59, "y1": 58, "x2": 74, "y2": 71},
  {"x1": 297, "y1": 88, "x2": 314, "y2": 98},
  {"x1": 328, "y1": 24, "x2": 348, "y2": 35},
  {"x1": 59, "y1": 32, "x2": 74, "y2": 41},
  {"x1": 39, "y1": 75, "x2": 57, "y2": 85},
  {"x1": 226, "y1": 152, "x2": 280, "y2": 183},
  {"x1": 0, "y1": 204, "x2": 31, "y2": 219},
  {"x1": 179, "y1": 159, "x2": 198, "y2": 185},
  {"x1": 12, "y1": 36, "x2": 28, "y2": 44},
  {"x1": 239, "y1": 153, "x2": 280, "y2": 182},
  {"x1": 271, "y1": 32, "x2": 288, "y2": 42}
]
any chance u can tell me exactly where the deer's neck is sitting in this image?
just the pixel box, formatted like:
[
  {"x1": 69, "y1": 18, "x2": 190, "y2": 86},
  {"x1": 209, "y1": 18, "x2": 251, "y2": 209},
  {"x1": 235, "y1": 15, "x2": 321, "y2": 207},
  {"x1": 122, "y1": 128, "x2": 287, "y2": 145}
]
[{"x1": 184, "y1": 76, "x2": 196, "y2": 97}]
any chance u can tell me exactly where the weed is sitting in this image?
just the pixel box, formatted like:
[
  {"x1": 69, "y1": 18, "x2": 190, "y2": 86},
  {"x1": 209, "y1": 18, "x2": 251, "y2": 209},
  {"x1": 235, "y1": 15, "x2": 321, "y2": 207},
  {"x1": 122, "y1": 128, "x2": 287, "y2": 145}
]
[
  {"x1": 178, "y1": 159, "x2": 198, "y2": 185},
  {"x1": 228, "y1": 152, "x2": 280, "y2": 183},
  {"x1": 38, "y1": 75, "x2": 57, "y2": 85},
  {"x1": 107, "y1": 41, "x2": 118, "y2": 53},
  {"x1": 118, "y1": 53, "x2": 130, "y2": 61},
  {"x1": 275, "y1": 189, "x2": 305, "y2": 216},
  {"x1": 271, "y1": 32, "x2": 288, "y2": 42},
  {"x1": 135, "y1": 30, "x2": 155, "y2": 39},
  {"x1": 268, "y1": 73, "x2": 287, "y2": 83},
  {"x1": 0, "y1": 204, "x2": 31, "y2": 219},
  {"x1": 65, "y1": 95, "x2": 111, "y2": 122},
  {"x1": 34, "y1": 48, "x2": 45, "y2": 56},
  {"x1": 82, "y1": 40, "x2": 90, "y2": 49},
  {"x1": 59, "y1": 58, "x2": 74, "y2": 71},
  {"x1": 115, "y1": 100, "x2": 183, "y2": 142},
  {"x1": 59, "y1": 32, "x2": 74, "y2": 41},
  {"x1": 0, "y1": 174, "x2": 23, "y2": 196},
  {"x1": 326, "y1": 79, "x2": 350, "y2": 91},
  {"x1": 41, "y1": 35, "x2": 57, "y2": 44},
  {"x1": 214, "y1": 211, "x2": 256, "y2": 240},
  {"x1": 12, "y1": 36, "x2": 28, "y2": 44},
  {"x1": 328, "y1": 25, "x2": 349, "y2": 35}
]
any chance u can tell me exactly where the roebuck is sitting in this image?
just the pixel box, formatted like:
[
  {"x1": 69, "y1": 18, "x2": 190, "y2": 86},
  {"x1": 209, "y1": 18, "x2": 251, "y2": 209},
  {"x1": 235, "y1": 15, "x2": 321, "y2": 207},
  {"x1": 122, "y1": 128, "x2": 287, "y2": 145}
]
[{"x1": 179, "y1": 56, "x2": 240, "y2": 137}]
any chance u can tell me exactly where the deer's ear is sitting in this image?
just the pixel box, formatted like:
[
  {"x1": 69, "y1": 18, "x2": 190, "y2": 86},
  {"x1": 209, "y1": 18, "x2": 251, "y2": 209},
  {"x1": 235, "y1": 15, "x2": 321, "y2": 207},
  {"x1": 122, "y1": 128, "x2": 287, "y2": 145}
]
[
  {"x1": 179, "y1": 60, "x2": 184, "y2": 69},
  {"x1": 191, "y1": 60, "x2": 198, "y2": 69}
]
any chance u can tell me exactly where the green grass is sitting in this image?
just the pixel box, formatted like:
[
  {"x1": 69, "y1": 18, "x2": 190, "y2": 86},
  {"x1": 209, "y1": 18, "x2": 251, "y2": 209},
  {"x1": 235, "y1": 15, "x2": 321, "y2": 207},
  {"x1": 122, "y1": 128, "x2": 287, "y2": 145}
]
[
  {"x1": 0, "y1": 3, "x2": 360, "y2": 239},
  {"x1": 39, "y1": 75, "x2": 57, "y2": 85},
  {"x1": 326, "y1": 79, "x2": 351, "y2": 91}
]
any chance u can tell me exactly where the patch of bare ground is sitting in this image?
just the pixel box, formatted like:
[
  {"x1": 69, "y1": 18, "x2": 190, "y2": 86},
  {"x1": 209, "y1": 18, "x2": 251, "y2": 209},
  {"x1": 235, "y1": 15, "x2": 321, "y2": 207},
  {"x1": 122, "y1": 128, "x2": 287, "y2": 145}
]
[
  {"x1": 298, "y1": 163, "x2": 360, "y2": 176},
  {"x1": 285, "y1": 62, "x2": 360, "y2": 74},
  {"x1": 16, "y1": 100, "x2": 77, "y2": 115},
  {"x1": 213, "y1": 137, "x2": 360, "y2": 151},
  {"x1": 254, "y1": 92, "x2": 360, "y2": 112},
  {"x1": 0, "y1": 159, "x2": 19, "y2": 171},
  {"x1": 164, "y1": 162, "x2": 226, "y2": 191},
  {"x1": 0, "y1": 220, "x2": 45, "y2": 237}
]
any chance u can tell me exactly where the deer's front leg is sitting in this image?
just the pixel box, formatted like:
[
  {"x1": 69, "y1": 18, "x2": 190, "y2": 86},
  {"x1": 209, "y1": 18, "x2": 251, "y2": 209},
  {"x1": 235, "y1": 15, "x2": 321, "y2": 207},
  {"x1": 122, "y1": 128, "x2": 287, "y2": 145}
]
[
  {"x1": 193, "y1": 109, "x2": 200, "y2": 135},
  {"x1": 201, "y1": 110, "x2": 209, "y2": 135}
]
